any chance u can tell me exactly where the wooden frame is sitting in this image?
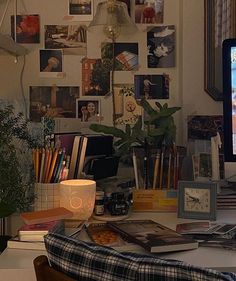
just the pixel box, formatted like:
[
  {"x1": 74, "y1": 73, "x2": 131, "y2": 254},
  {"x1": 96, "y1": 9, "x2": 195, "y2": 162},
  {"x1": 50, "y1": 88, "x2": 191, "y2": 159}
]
[{"x1": 178, "y1": 180, "x2": 217, "y2": 220}]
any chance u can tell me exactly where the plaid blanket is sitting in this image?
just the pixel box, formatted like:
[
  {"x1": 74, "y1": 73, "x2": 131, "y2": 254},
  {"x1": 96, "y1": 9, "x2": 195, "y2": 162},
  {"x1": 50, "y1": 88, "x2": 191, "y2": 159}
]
[{"x1": 44, "y1": 233, "x2": 236, "y2": 281}]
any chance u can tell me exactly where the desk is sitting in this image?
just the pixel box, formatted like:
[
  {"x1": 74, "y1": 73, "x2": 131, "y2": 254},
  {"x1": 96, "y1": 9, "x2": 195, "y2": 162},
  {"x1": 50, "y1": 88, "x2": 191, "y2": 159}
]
[{"x1": 1, "y1": 210, "x2": 236, "y2": 281}]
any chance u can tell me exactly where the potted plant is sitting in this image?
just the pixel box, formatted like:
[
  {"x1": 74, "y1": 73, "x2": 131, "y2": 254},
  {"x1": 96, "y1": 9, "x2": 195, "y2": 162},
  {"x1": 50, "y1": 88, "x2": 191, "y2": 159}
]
[
  {"x1": 0, "y1": 105, "x2": 38, "y2": 250},
  {"x1": 90, "y1": 99, "x2": 181, "y2": 164}
]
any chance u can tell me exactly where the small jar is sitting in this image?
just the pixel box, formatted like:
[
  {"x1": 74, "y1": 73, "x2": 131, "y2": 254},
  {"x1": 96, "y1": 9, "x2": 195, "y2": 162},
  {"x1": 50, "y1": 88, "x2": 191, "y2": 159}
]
[{"x1": 94, "y1": 191, "x2": 104, "y2": 216}]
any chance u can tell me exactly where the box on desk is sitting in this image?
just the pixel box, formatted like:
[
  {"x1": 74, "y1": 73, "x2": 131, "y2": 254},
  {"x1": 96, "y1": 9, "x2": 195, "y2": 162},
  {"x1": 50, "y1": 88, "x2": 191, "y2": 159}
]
[{"x1": 132, "y1": 189, "x2": 177, "y2": 212}]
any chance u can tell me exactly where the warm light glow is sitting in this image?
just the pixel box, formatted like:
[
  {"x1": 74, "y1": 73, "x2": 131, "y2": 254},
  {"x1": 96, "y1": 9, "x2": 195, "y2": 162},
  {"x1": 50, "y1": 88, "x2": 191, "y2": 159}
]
[{"x1": 60, "y1": 179, "x2": 96, "y2": 220}]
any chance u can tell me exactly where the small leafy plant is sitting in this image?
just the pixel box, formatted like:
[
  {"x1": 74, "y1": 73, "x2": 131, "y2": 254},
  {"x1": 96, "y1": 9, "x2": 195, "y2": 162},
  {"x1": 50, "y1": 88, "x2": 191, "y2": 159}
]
[
  {"x1": 90, "y1": 99, "x2": 181, "y2": 163},
  {"x1": 0, "y1": 105, "x2": 38, "y2": 218}
]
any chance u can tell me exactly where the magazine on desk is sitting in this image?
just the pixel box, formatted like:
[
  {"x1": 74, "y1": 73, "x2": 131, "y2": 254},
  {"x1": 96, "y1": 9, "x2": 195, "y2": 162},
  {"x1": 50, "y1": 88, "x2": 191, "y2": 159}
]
[{"x1": 108, "y1": 220, "x2": 198, "y2": 253}]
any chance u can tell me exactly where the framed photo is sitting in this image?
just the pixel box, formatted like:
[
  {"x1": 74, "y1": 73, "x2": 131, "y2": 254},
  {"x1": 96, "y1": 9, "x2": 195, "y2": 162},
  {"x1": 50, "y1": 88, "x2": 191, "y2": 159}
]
[
  {"x1": 178, "y1": 180, "x2": 217, "y2": 220},
  {"x1": 76, "y1": 97, "x2": 101, "y2": 123},
  {"x1": 68, "y1": 0, "x2": 93, "y2": 21}
]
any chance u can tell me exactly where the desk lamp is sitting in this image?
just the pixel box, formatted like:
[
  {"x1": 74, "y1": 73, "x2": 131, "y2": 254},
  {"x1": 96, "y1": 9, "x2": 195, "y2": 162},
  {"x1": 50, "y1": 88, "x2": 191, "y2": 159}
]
[{"x1": 60, "y1": 179, "x2": 96, "y2": 220}]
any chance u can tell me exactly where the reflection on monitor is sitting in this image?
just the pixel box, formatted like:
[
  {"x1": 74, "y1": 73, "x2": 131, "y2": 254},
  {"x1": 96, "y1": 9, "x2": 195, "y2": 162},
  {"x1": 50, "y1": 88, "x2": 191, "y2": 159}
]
[{"x1": 223, "y1": 39, "x2": 236, "y2": 182}]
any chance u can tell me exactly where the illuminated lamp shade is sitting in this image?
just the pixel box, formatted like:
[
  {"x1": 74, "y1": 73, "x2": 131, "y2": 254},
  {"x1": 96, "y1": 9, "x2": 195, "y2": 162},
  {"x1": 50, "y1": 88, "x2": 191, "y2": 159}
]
[{"x1": 60, "y1": 179, "x2": 96, "y2": 220}]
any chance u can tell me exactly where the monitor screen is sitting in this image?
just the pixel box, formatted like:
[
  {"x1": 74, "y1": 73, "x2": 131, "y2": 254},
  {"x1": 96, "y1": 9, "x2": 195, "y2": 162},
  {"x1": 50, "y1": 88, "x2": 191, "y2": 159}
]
[{"x1": 223, "y1": 39, "x2": 236, "y2": 181}]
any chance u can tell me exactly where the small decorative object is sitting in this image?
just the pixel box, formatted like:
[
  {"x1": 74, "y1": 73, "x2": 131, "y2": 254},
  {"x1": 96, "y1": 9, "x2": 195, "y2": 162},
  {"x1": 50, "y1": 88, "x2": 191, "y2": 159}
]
[
  {"x1": 94, "y1": 191, "x2": 105, "y2": 216},
  {"x1": 107, "y1": 192, "x2": 130, "y2": 216},
  {"x1": 60, "y1": 179, "x2": 96, "y2": 220},
  {"x1": 178, "y1": 180, "x2": 217, "y2": 220}
]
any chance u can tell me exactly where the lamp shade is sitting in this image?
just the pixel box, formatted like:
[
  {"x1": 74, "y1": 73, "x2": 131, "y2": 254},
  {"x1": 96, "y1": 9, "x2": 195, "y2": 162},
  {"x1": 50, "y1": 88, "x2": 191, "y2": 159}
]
[
  {"x1": 60, "y1": 179, "x2": 96, "y2": 220},
  {"x1": 88, "y1": 1, "x2": 137, "y2": 39}
]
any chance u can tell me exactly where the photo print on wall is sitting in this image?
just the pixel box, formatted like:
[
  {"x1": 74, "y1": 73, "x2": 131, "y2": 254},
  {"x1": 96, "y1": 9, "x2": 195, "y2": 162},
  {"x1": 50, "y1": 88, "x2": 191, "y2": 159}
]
[
  {"x1": 11, "y1": 14, "x2": 40, "y2": 43},
  {"x1": 44, "y1": 24, "x2": 87, "y2": 55},
  {"x1": 134, "y1": 74, "x2": 169, "y2": 99},
  {"x1": 147, "y1": 25, "x2": 175, "y2": 68},
  {"x1": 39, "y1": 49, "x2": 64, "y2": 78},
  {"x1": 76, "y1": 98, "x2": 101, "y2": 123},
  {"x1": 29, "y1": 85, "x2": 79, "y2": 122},
  {"x1": 81, "y1": 58, "x2": 110, "y2": 96},
  {"x1": 113, "y1": 84, "x2": 142, "y2": 125},
  {"x1": 68, "y1": 0, "x2": 93, "y2": 21},
  {"x1": 101, "y1": 42, "x2": 139, "y2": 71},
  {"x1": 135, "y1": 0, "x2": 164, "y2": 24}
]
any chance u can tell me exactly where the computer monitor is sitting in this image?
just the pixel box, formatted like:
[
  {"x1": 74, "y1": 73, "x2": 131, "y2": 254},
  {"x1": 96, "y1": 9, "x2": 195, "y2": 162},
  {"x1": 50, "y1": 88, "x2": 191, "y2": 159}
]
[{"x1": 223, "y1": 38, "x2": 236, "y2": 182}]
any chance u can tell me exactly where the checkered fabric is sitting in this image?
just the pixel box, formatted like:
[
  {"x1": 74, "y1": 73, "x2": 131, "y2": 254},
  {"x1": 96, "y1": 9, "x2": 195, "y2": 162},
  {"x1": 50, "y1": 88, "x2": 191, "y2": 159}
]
[{"x1": 44, "y1": 233, "x2": 236, "y2": 281}]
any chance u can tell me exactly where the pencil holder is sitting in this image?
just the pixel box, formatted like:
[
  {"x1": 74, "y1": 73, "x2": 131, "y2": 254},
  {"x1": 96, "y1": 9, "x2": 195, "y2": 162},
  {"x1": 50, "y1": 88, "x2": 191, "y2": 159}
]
[{"x1": 34, "y1": 183, "x2": 60, "y2": 211}]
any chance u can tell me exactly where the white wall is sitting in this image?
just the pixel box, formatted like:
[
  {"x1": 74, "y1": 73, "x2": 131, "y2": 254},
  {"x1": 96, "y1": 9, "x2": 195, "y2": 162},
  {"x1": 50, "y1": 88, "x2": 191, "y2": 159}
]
[{"x1": 0, "y1": 0, "x2": 224, "y2": 236}]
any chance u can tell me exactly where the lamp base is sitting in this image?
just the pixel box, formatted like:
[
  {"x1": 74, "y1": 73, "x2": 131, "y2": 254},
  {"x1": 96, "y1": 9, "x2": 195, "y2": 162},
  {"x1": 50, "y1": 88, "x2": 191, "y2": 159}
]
[{"x1": 92, "y1": 212, "x2": 131, "y2": 221}]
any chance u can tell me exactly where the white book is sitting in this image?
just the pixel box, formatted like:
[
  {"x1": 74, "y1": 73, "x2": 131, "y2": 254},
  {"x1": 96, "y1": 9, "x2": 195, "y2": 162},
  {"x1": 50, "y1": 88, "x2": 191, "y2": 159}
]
[
  {"x1": 7, "y1": 236, "x2": 46, "y2": 251},
  {"x1": 68, "y1": 135, "x2": 81, "y2": 179},
  {"x1": 76, "y1": 136, "x2": 88, "y2": 178}
]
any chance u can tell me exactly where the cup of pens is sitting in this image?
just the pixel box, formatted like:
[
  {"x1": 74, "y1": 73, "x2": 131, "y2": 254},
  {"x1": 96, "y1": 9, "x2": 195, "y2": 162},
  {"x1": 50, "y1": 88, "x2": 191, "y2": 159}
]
[{"x1": 132, "y1": 144, "x2": 183, "y2": 190}]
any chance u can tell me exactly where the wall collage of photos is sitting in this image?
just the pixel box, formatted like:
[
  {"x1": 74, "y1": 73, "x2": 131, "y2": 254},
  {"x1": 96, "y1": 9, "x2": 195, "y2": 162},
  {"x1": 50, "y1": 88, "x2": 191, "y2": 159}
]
[{"x1": 12, "y1": 0, "x2": 176, "y2": 129}]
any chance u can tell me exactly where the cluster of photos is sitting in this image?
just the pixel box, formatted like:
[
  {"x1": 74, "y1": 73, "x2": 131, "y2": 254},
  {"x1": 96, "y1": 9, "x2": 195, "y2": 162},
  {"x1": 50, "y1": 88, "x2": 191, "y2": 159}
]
[{"x1": 14, "y1": 0, "x2": 176, "y2": 125}]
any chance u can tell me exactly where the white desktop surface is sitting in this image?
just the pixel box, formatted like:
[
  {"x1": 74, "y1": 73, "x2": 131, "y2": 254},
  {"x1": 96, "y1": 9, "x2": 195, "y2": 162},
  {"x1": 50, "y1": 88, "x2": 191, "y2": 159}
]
[{"x1": 1, "y1": 210, "x2": 236, "y2": 281}]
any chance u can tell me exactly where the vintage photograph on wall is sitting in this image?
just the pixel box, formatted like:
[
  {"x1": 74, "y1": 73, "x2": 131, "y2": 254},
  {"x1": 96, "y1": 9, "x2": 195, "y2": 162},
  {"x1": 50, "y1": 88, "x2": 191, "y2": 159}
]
[
  {"x1": 29, "y1": 85, "x2": 80, "y2": 122},
  {"x1": 101, "y1": 42, "x2": 139, "y2": 71},
  {"x1": 81, "y1": 58, "x2": 110, "y2": 96},
  {"x1": 39, "y1": 49, "x2": 64, "y2": 78},
  {"x1": 134, "y1": 74, "x2": 169, "y2": 99},
  {"x1": 11, "y1": 14, "x2": 40, "y2": 43},
  {"x1": 113, "y1": 84, "x2": 142, "y2": 125},
  {"x1": 135, "y1": 0, "x2": 164, "y2": 24},
  {"x1": 68, "y1": 0, "x2": 93, "y2": 21},
  {"x1": 147, "y1": 25, "x2": 175, "y2": 68},
  {"x1": 76, "y1": 97, "x2": 101, "y2": 123},
  {"x1": 44, "y1": 24, "x2": 87, "y2": 55}
]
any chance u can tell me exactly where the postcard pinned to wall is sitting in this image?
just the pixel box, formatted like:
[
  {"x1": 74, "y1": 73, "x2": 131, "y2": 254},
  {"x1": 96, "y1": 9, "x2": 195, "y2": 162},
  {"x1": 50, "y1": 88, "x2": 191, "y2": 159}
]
[
  {"x1": 114, "y1": 84, "x2": 142, "y2": 125},
  {"x1": 147, "y1": 25, "x2": 175, "y2": 68},
  {"x1": 134, "y1": 74, "x2": 169, "y2": 100},
  {"x1": 135, "y1": 0, "x2": 164, "y2": 24},
  {"x1": 81, "y1": 58, "x2": 110, "y2": 96},
  {"x1": 67, "y1": 0, "x2": 93, "y2": 21},
  {"x1": 44, "y1": 25, "x2": 87, "y2": 55},
  {"x1": 39, "y1": 49, "x2": 65, "y2": 78},
  {"x1": 29, "y1": 85, "x2": 79, "y2": 122},
  {"x1": 76, "y1": 97, "x2": 101, "y2": 123},
  {"x1": 11, "y1": 14, "x2": 40, "y2": 43},
  {"x1": 101, "y1": 42, "x2": 139, "y2": 71}
]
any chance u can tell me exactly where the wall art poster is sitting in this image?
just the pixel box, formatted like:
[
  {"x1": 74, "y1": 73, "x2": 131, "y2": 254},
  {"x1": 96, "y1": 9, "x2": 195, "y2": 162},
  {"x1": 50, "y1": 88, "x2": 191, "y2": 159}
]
[
  {"x1": 134, "y1": 74, "x2": 169, "y2": 99},
  {"x1": 135, "y1": 0, "x2": 164, "y2": 24},
  {"x1": 11, "y1": 14, "x2": 40, "y2": 43},
  {"x1": 39, "y1": 49, "x2": 64, "y2": 78},
  {"x1": 68, "y1": 0, "x2": 93, "y2": 21},
  {"x1": 81, "y1": 58, "x2": 110, "y2": 96},
  {"x1": 101, "y1": 42, "x2": 139, "y2": 71},
  {"x1": 147, "y1": 25, "x2": 175, "y2": 68},
  {"x1": 76, "y1": 98, "x2": 100, "y2": 123},
  {"x1": 44, "y1": 25, "x2": 87, "y2": 55},
  {"x1": 29, "y1": 86, "x2": 79, "y2": 122},
  {"x1": 113, "y1": 85, "x2": 142, "y2": 125}
]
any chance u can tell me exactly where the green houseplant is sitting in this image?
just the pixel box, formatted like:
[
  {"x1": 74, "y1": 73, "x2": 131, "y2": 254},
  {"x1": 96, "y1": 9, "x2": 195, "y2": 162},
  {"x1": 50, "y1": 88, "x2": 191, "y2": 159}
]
[
  {"x1": 90, "y1": 99, "x2": 181, "y2": 164},
  {"x1": 0, "y1": 105, "x2": 37, "y2": 219}
]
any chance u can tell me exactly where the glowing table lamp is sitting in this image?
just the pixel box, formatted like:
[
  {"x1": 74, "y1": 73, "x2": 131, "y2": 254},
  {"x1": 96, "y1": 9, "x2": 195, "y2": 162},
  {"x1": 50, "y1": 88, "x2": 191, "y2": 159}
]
[{"x1": 60, "y1": 179, "x2": 96, "y2": 220}]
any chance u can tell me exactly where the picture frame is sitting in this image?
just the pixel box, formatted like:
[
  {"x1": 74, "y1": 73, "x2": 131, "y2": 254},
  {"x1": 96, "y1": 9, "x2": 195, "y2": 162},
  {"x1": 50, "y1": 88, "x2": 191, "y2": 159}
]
[
  {"x1": 178, "y1": 180, "x2": 217, "y2": 220},
  {"x1": 76, "y1": 97, "x2": 101, "y2": 123}
]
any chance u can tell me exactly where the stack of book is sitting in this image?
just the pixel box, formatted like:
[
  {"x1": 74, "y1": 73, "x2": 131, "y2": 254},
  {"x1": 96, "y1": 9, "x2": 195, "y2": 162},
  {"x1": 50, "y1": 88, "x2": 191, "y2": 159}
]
[
  {"x1": 7, "y1": 207, "x2": 73, "y2": 250},
  {"x1": 87, "y1": 220, "x2": 198, "y2": 254},
  {"x1": 217, "y1": 189, "x2": 236, "y2": 210}
]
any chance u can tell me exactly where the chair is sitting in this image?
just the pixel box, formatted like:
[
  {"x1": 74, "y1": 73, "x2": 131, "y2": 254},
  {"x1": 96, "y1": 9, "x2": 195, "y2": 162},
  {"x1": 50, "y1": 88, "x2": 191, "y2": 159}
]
[{"x1": 33, "y1": 255, "x2": 75, "y2": 281}]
